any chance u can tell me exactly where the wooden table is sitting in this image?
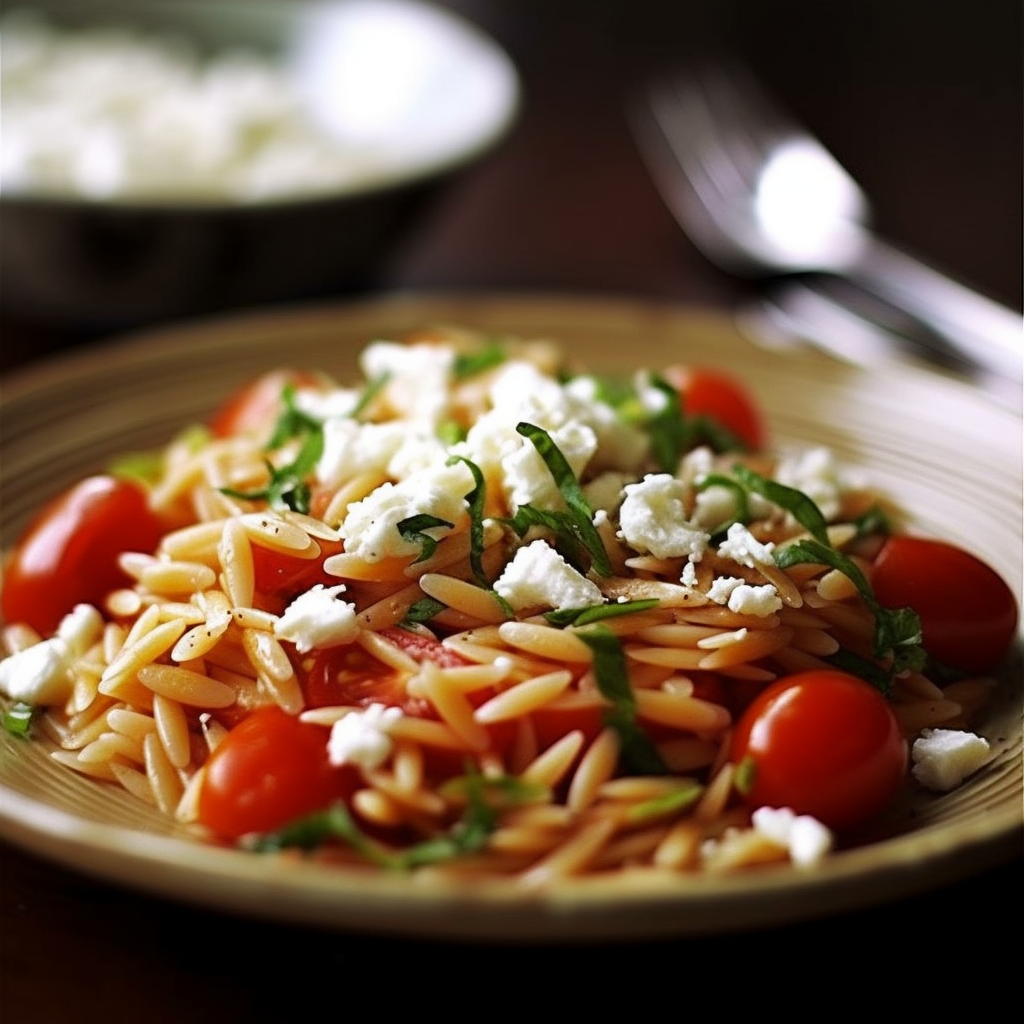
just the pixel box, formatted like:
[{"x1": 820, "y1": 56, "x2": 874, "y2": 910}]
[{"x1": 2, "y1": 3, "x2": 1021, "y2": 1015}]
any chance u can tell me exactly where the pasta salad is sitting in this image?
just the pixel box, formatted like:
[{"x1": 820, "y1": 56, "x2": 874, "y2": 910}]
[{"x1": 0, "y1": 327, "x2": 1017, "y2": 884}]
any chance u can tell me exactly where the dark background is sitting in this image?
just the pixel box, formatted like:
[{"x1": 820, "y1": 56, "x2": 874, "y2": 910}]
[{"x1": 2, "y1": 2, "x2": 1021, "y2": 1018}]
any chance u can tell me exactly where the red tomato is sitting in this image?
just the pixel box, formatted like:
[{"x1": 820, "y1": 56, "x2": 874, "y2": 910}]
[
  {"x1": 198, "y1": 706, "x2": 358, "y2": 841},
  {"x1": 305, "y1": 644, "x2": 432, "y2": 715},
  {"x1": 729, "y1": 670, "x2": 907, "y2": 832},
  {"x1": 208, "y1": 369, "x2": 323, "y2": 439},
  {"x1": 1, "y1": 475, "x2": 165, "y2": 635},
  {"x1": 871, "y1": 536, "x2": 1018, "y2": 675},
  {"x1": 251, "y1": 541, "x2": 345, "y2": 611},
  {"x1": 663, "y1": 365, "x2": 767, "y2": 451}
]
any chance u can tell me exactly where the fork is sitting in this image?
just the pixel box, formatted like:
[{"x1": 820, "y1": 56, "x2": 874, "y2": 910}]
[{"x1": 629, "y1": 63, "x2": 1023, "y2": 386}]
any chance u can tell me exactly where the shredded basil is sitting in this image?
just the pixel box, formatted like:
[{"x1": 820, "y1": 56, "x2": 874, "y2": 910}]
[
  {"x1": 577, "y1": 625, "x2": 669, "y2": 775},
  {"x1": 626, "y1": 780, "x2": 704, "y2": 824},
  {"x1": 731, "y1": 463, "x2": 830, "y2": 544},
  {"x1": 500, "y1": 423, "x2": 612, "y2": 577},
  {"x1": 1, "y1": 701, "x2": 34, "y2": 738},
  {"x1": 348, "y1": 371, "x2": 390, "y2": 419},
  {"x1": 544, "y1": 598, "x2": 660, "y2": 628},
  {"x1": 446, "y1": 454, "x2": 489, "y2": 586},
  {"x1": 248, "y1": 768, "x2": 513, "y2": 868},
  {"x1": 453, "y1": 343, "x2": 507, "y2": 379},
  {"x1": 727, "y1": 464, "x2": 926, "y2": 688},
  {"x1": 398, "y1": 513, "x2": 454, "y2": 563},
  {"x1": 402, "y1": 597, "x2": 449, "y2": 625},
  {"x1": 645, "y1": 376, "x2": 693, "y2": 472}
]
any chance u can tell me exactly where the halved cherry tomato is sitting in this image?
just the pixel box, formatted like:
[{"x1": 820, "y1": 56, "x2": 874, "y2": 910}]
[
  {"x1": 198, "y1": 705, "x2": 358, "y2": 841},
  {"x1": 1, "y1": 475, "x2": 165, "y2": 635},
  {"x1": 870, "y1": 536, "x2": 1018, "y2": 676},
  {"x1": 208, "y1": 369, "x2": 323, "y2": 439},
  {"x1": 729, "y1": 670, "x2": 907, "y2": 832},
  {"x1": 662, "y1": 365, "x2": 767, "y2": 451}
]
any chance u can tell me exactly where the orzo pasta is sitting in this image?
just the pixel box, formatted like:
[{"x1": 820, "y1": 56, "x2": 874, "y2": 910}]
[{"x1": 0, "y1": 327, "x2": 1016, "y2": 884}]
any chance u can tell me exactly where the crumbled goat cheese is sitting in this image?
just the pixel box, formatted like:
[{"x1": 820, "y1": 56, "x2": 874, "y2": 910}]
[
  {"x1": 0, "y1": 603, "x2": 103, "y2": 705},
  {"x1": 275, "y1": 584, "x2": 359, "y2": 654},
  {"x1": 502, "y1": 419, "x2": 597, "y2": 510},
  {"x1": 340, "y1": 460, "x2": 473, "y2": 562},
  {"x1": 359, "y1": 340, "x2": 455, "y2": 428},
  {"x1": 911, "y1": 728, "x2": 992, "y2": 792},
  {"x1": 493, "y1": 539, "x2": 603, "y2": 612},
  {"x1": 707, "y1": 577, "x2": 783, "y2": 617},
  {"x1": 751, "y1": 806, "x2": 834, "y2": 867},
  {"x1": 617, "y1": 473, "x2": 710, "y2": 561},
  {"x1": 717, "y1": 522, "x2": 775, "y2": 568},
  {"x1": 328, "y1": 702, "x2": 403, "y2": 770},
  {"x1": 317, "y1": 418, "x2": 406, "y2": 489},
  {"x1": 680, "y1": 561, "x2": 700, "y2": 588},
  {"x1": 562, "y1": 375, "x2": 651, "y2": 472},
  {"x1": 774, "y1": 446, "x2": 846, "y2": 521}
]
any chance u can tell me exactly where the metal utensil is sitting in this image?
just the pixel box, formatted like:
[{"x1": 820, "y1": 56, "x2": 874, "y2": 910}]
[{"x1": 629, "y1": 63, "x2": 1022, "y2": 386}]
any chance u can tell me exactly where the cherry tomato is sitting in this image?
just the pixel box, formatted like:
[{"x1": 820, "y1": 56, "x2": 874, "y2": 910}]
[
  {"x1": 1, "y1": 475, "x2": 165, "y2": 636},
  {"x1": 251, "y1": 540, "x2": 345, "y2": 612},
  {"x1": 198, "y1": 706, "x2": 358, "y2": 841},
  {"x1": 729, "y1": 670, "x2": 907, "y2": 831},
  {"x1": 871, "y1": 536, "x2": 1018, "y2": 676},
  {"x1": 208, "y1": 369, "x2": 323, "y2": 439},
  {"x1": 663, "y1": 365, "x2": 767, "y2": 451},
  {"x1": 305, "y1": 644, "x2": 432, "y2": 714}
]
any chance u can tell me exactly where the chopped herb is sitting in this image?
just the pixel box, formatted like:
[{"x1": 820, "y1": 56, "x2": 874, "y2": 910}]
[
  {"x1": 453, "y1": 343, "x2": 506, "y2": 379},
  {"x1": 2, "y1": 701, "x2": 34, "y2": 738},
  {"x1": 348, "y1": 371, "x2": 390, "y2": 419},
  {"x1": 730, "y1": 463, "x2": 830, "y2": 544},
  {"x1": 501, "y1": 423, "x2": 612, "y2": 577},
  {"x1": 219, "y1": 385, "x2": 324, "y2": 513},
  {"x1": 544, "y1": 598, "x2": 660, "y2": 628},
  {"x1": 774, "y1": 537, "x2": 925, "y2": 684},
  {"x1": 733, "y1": 755, "x2": 757, "y2": 796},
  {"x1": 437, "y1": 420, "x2": 467, "y2": 446},
  {"x1": 398, "y1": 514, "x2": 454, "y2": 563},
  {"x1": 446, "y1": 454, "x2": 489, "y2": 586},
  {"x1": 626, "y1": 780, "x2": 704, "y2": 824},
  {"x1": 695, "y1": 472, "x2": 750, "y2": 536},
  {"x1": 248, "y1": 768, "x2": 505, "y2": 869},
  {"x1": 577, "y1": 624, "x2": 669, "y2": 775},
  {"x1": 853, "y1": 503, "x2": 893, "y2": 539},
  {"x1": 402, "y1": 597, "x2": 449, "y2": 624},
  {"x1": 645, "y1": 376, "x2": 692, "y2": 472}
]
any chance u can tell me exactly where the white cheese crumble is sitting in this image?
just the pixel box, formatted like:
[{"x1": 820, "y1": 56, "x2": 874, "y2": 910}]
[
  {"x1": 717, "y1": 521, "x2": 776, "y2": 568},
  {"x1": 327, "y1": 702, "x2": 403, "y2": 770},
  {"x1": 493, "y1": 539, "x2": 603, "y2": 612},
  {"x1": 0, "y1": 603, "x2": 103, "y2": 705},
  {"x1": 707, "y1": 577, "x2": 783, "y2": 617},
  {"x1": 774, "y1": 446, "x2": 847, "y2": 521},
  {"x1": 359, "y1": 340, "x2": 455, "y2": 428},
  {"x1": 617, "y1": 473, "x2": 710, "y2": 561},
  {"x1": 751, "y1": 806, "x2": 834, "y2": 867},
  {"x1": 911, "y1": 728, "x2": 992, "y2": 792},
  {"x1": 340, "y1": 460, "x2": 473, "y2": 562},
  {"x1": 274, "y1": 584, "x2": 359, "y2": 654}
]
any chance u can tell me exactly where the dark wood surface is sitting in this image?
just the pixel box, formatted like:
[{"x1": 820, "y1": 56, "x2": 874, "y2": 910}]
[{"x1": 2, "y1": 2, "x2": 1021, "y2": 1016}]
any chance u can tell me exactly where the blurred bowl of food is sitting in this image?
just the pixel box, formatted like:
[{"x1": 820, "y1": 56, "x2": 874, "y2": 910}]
[{"x1": 0, "y1": 0, "x2": 519, "y2": 329}]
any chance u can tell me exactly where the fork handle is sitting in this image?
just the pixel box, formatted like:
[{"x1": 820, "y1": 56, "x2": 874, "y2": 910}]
[{"x1": 852, "y1": 237, "x2": 1022, "y2": 384}]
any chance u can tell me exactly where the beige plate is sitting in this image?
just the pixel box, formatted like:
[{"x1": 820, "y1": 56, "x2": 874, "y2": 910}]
[{"x1": 1, "y1": 294, "x2": 1021, "y2": 941}]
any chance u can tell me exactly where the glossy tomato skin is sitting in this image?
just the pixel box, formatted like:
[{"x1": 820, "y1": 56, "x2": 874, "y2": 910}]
[
  {"x1": 662, "y1": 365, "x2": 767, "y2": 451},
  {"x1": 729, "y1": 670, "x2": 908, "y2": 832},
  {"x1": 198, "y1": 706, "x2": 357, "y2": 841},
  {"x1": 871, "y1": 536, "x2": 1018, "y2": 675},
  {"x1": 1, "y1": 475, "x2": 165, "y2": 636}
]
